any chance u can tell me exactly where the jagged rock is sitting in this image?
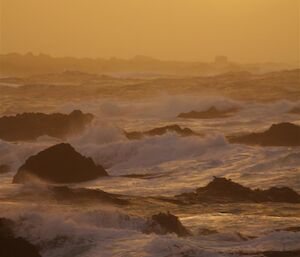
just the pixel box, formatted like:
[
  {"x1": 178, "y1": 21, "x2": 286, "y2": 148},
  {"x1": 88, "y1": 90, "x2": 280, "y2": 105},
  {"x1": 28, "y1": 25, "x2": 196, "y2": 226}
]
[
  {"x1": 50, "y1": 186, "x2": 128, "y2": 205},
  {"x1": 125, "y1": 124, "x2": 200, "y2": 140},
  {"x1": 13, "y1": 143, "x2": 108, "y2": 184},
  {"x1": 0, "y1": 218, "x2": 42, "y2": 257},
  {"x1": 144, "y1": 212, "x2": 191, "y2": 237},
  {"x1": 0, "y1": 110, "x2": 93, "y2": 141},
  {"x1": 0, "y1": 164, "x2": 10, "y2": 174},
  {"x1": 176, "y1": 177, "x2": 300, "y2": 204},
  {"x1": 178, "y1": 106, "x2": 238, "y2": 119},
  {"x1": 228, "y1": 122, "x2": 300, "y2": 146}
]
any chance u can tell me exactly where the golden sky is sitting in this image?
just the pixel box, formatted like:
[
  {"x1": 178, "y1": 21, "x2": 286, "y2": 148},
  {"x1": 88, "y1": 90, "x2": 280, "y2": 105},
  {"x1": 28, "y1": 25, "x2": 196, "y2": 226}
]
[{"x1": 0, "y1": 0, "x2": 299, "y2": 64}]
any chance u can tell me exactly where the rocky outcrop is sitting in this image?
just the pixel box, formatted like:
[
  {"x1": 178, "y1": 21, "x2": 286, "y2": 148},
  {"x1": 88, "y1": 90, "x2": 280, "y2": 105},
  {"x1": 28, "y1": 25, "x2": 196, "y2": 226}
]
[
  {"x1": 0, "y1": 164, "x2": 10, "y2": 174},
  {"x1": 228, "y1": 122, "x2": 300, "y2": 146},
  {"x1": 176, "y1": 177, "x2": 300, "y2": 204},
  {"x1": 0, "y1": 110, "x2": 93, "y2": 141},
  {"x1": 125, "y1": 124, "x2": 200, "y2": 140},
  {"x1": 178, "y1": 107, "x2": 238, "y2": 119},
  {"x1": 144, "y1": 212, "x2": 191, "y2": 237},
  {"x1": 13, "y1": 143, "x2": 108, "y2": 184},
  {"x1": 0, "y1": 218, "x2": 42, "y2": 257}
]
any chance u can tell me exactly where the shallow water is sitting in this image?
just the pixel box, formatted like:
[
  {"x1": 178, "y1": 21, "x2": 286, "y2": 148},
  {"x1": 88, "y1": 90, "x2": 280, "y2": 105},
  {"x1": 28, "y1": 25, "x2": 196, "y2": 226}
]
[{"x1": 0, "y1": 96, "x2": 300, "y2": 256}]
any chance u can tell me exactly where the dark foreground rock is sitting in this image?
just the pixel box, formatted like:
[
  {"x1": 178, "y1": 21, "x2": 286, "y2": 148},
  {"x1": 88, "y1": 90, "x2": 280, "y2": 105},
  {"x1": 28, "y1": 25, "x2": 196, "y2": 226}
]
[
  {"x1": 0, "y1": 218, "x2": 42, "y2": 257},
  {"x1": 178, "y1": 106, "x2": 238, "y2": 119},
  {"x1": 144, "y1": 212, "x2": 191, "y2": 237},
  {"x1": 0, "y1": 110, "x2": 93, "y2": 141},
  {"x1": 0, "y1": 164, "x2": 10, "y2": 174},
  {"x1": 50, "y1": 186, "x2": 128, "y2": 205},
  {"x1": 13, "y1": 143, "x2": 108, "y2": 184},
  {"x1": 176, "y1": 177, "x2": 300, "y2": 204},
  {"x1": 228, "y1": 122, "x2": 300, "y2": 146},
  {"x1": 125, "y1": 124, "x2": 200, "y2": 140}
]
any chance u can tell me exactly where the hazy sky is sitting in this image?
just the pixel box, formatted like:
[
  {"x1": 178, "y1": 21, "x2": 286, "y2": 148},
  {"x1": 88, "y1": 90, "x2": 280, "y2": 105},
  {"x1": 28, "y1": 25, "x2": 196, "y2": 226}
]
[{"x1": 0, "y1": 0, "x2": 299, "y2": 64}]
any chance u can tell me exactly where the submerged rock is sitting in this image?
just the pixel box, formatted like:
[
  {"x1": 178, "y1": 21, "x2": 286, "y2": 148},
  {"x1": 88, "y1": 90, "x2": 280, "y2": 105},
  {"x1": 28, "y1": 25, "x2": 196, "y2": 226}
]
[
  {"x1": 0, "y1": 218, "x2": 42, "y2": 257},
  {"x1": 13, "y1": 143, "x2": 108, "y2": 184},
  {"x1": 176, "y1": 177, "x2": 300, "y2": 204},
  {"x1": 178, "y1": 106, "x2": 238, "y2": 119},
  {"x1": 0, "y1": 164, "x2": 10, "y2": 174},
  {"x1": 125, "y1": 124, "x2": 200, "y2": 140},
  {"x1": 144, "y1": 212, "x2": 191, "y2": 237},
  {"x1": 228, "y1": 122, "x2": 300, "y2": 146},
  {"x1": 289, "y1": 107, "x2": 300, "y2": 114},
  {"x1": 50, "y1": 186, "x2": 128, "y2": 205},
  {"x1": 262, "y1": 250, "x2": 300, "y2": 257},
  {"x1": 0, "y1": 110, "x2": 93, "y2": 141}
]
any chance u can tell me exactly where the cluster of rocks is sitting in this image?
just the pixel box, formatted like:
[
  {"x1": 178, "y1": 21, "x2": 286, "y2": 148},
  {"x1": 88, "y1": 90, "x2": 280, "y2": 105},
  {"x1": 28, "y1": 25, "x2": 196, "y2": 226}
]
[
  {"x1": 178, "y1": 106, "x2": 238, "y2": 119},
  {"x1": 0, "y1": 110, "x2": 93, "y2": 141},
  {"x1": 176, "y1": 177, "x2": 300, "y2": 204},
  {"x1": 228, "y1": 122, "x2": 300, "y2": 146},
  {"x1": 125, "y1": 124, "x2": 200, "y2": 140}
]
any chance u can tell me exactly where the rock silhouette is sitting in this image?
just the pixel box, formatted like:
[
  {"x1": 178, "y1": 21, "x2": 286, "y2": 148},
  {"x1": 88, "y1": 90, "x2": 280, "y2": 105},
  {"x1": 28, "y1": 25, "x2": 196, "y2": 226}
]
[
  {"x1": 144, "y1": 212, "x2": 191, "y2": 237},
  {"x1": 0, "y1": 110, "x2": 93, "y2": 141},
  {"x1": 176, "y1": 177, "x2": 300, "y2": 204},
  {"x1": 13, "y1": 143, "x2": 108, "y2": 184},
  {"x1": 125, "y1": 124, "x2": 200, "y2": 140},
  {"x1": 178, "y1": 106, "x2": 238, "y2": 119},
  {"x1": 0, "y1": 218, "x2": 41, "y2": 257},
  {"x1": 228, "y1": 122, "x2": 300, "y2": 146}
]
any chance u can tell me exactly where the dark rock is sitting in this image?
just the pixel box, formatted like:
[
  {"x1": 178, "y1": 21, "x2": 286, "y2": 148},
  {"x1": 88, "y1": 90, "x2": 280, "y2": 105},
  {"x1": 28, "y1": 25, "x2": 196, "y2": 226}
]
[
  {"x1": 0, "y1": 218, "x2": 42, "y2": 257},
  {"x1": 197, "y1": 228, "x2": 218, "y2": 236},
  {"x1": 13, "y1": 143, "x2": 108, "y2": 184},
  {"x1": 262, "y1": 250, "x2": 300, "y2": 257},
  {"x1": 178, "y1": 106, "x2": 238, "y2": 119},
  {"x1": 228, "y1": 122, "x2": 300, "y2": 146},
  {"x1": 176, "y1": 177, "x2": 300, "y2": 204},
  {"x1": 144, "y1": 212, "x2": 191, "y2": 237},
  {"x1": 50, "y1": 186, "x2": 128, "y2": 205},
  {"x1": 0, "y1": 110, "x2": 93, "y2": 141},
  {"x1": 125, "y1": 124, "x2": 200, "y2": 140},
  {"x1": 0, "y1": 164, "x2": 10, "y2": 174},
  {"x1": 275, "y1": 226, "x2": 300, "y2": 232}
]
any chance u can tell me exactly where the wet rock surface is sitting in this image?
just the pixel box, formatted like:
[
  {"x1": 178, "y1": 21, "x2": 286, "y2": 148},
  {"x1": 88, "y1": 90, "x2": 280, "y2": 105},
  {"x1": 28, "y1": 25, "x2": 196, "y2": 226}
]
[
  {"x1": 176, "y1": 177, "x2": 300, "y2": 204},
  {"x1": 178, "y1": 106, "x2": 238, "y2": 119},
  {"x1": 13, "y1": 143, "x2": 108, "y2": 184},
  {"x1": 144, "y1": 212, "x2": 191, "y2": 237},
  {"x1": 0, "y1": 218, "x2": 42, "y2": 257},
  {"x1": 228, "y1": 122, "x2": 300, "y2": 146},
  {"x1": 0, "y1": 110, "x2": 93, "y2": 141},
  {"x1": 125, "y1": 124, "x2": 200, "y2": 140},
  {"x1": 50, "y1": 186, "x2": 128, "y2": 205}
]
